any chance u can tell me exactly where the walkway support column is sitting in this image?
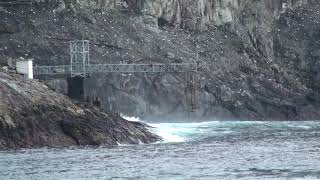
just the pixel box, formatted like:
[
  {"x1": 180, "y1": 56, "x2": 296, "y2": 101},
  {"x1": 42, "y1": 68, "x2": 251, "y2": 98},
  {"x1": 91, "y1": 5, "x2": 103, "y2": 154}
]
[
  {"x1": 67, "y1": 76, "x2": 84, "y2": 99},
  {"x1": 16, "y1": 58, "x2": 33, "y2": 79}
]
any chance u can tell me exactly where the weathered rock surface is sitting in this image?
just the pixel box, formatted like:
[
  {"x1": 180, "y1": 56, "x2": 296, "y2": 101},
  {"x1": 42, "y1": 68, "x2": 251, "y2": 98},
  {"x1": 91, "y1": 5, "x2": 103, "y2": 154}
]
[
  {"x1": 0, "y1": 69, "x2": 160, "y2": 150},
  {"x1": 1, "y1": 1, "x2": 320, "y2": 121}
]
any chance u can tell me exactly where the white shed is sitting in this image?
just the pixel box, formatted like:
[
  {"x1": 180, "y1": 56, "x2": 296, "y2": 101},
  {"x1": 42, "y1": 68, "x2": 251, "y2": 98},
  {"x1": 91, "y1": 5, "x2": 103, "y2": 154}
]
[{"x1": 16, "y1": 58, "x2": 33, "y2": 79}]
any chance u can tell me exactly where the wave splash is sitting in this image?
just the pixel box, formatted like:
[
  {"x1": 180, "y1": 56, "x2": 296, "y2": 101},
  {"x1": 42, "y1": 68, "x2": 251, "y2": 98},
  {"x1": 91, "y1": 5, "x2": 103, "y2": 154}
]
[
  {"x1": 120, "y1": 114, "x2": 141, "y2": 122},
  {"x1": 121, "y1": 115, "x2": 228, "y2": 143},
  {"x1": 121, "y1": 115, "x2": 315, "y2": 144},
  {"x1": 147, "y1": 121, "x2": 223, "y2": 143}
]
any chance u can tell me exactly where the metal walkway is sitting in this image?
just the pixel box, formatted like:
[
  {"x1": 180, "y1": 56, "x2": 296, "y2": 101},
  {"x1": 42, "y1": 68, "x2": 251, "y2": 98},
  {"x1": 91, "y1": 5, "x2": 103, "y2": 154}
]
[
  {"x1": 33, "y1": 40, "x2": 200, "y2": 76},
  {"x1": 33, "y1": 63, "x2": 199, "y2": 76},
  {"x1": 32, "y1": 40, "x2": 200, "y2": 112},
  {"x1": 0, "y1": 0, "x2": 32, "y2": 5}
]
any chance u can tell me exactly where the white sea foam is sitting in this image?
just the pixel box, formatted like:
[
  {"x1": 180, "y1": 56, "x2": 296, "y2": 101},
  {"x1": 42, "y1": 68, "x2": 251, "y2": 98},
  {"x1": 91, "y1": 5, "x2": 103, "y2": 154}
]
[
  {"x1": 120, "y1": 115, "x2": 220, "y2": 143},
  {"x1": 148, "y1": 121, "x2": 222, "y2": 143},
  {"x1": 148, "y1": 123, "x2": 186, "y2": 143},
  {"x1": 121, "y1": 114, "x2": 141, "y2": 122},
  {"x1": 296, "y1": 125, "x2": 311, "y2": 129},
  {"x1": 288, "y1": 125, "x2": 311, "y2": 129},
  {"x1": 121, "y1": 116, "x2": 275, "y2": 144}
]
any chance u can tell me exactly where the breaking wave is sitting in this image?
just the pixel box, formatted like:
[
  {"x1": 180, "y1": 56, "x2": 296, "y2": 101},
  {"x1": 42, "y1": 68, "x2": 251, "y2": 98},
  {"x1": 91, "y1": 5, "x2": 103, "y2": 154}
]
[{"x1": 121, "y1": 115, "x2": 315, "y2": 143}]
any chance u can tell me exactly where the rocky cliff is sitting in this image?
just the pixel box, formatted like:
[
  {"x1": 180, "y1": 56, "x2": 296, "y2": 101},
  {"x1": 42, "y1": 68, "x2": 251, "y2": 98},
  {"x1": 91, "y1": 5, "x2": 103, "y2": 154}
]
[
  {"x1": 0, "y1": 68, "x2": 160, "y2": 149},
  {"x1": 1, "y1": 0, "x2": 320, "y2": 121}
]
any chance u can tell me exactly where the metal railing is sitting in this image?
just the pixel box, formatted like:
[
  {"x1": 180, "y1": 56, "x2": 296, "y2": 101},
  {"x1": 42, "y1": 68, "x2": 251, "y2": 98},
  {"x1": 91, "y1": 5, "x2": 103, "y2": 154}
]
[
  {"x1": 89, "y1": 63, "x2": 198, "y2": 73},
  {"x1": 34, "y1": 65, "x2": 71, "y2": 75},
  {"x1": 33, "y1": 63, "x2": 200, "y2": 76},
  {"x1": 0, "y1": 0, "x2": 32, "y2": 5}
]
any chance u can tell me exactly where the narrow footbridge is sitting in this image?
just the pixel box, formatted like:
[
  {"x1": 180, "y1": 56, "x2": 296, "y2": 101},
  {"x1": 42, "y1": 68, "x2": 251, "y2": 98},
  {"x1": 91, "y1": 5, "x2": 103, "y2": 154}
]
[
  {"x1": 33, "y1": 63, "x2": 199, "y2": 76},
  {"x1": 33, "y1": 40, "x2": 200, "y2": 77},
  {"x1": 17, "y1": 40, "x2": 200, "y2": 112}
]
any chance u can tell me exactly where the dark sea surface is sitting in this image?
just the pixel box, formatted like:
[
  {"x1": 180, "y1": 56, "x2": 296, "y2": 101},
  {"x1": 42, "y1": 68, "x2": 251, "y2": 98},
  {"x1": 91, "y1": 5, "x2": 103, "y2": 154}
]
[{"x1": 1, "y1": 121, "x2": 320, "y2": 180}]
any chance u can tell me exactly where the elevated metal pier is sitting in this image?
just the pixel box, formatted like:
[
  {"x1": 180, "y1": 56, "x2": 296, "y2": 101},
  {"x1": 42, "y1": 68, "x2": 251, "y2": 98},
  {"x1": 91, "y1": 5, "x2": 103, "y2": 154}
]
[
  {"x1": 34, "y1": 40, "x2": 199, "y2": 77},
  {"x1": 0, "y1": 0, "x2": 32, "y2": 5},
  {"x1": 32, "y1": 40, "x2": 200, "y2": 112},
  {"x1": 34, "y1": 63, "x2": 198, "y2": 76}
]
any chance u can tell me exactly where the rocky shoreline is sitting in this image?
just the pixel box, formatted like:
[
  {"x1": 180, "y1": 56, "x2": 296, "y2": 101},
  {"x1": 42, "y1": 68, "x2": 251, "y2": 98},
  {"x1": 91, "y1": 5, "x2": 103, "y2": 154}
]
[{"x1": 0, "y1": 69, "x2": 160, "y2": 150}]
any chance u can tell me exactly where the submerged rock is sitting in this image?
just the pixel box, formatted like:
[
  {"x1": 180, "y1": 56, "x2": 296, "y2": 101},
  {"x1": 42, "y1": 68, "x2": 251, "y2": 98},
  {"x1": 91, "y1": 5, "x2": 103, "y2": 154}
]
[{"x1": 0, "y1": 70, "x2": 160, "y2": 150}]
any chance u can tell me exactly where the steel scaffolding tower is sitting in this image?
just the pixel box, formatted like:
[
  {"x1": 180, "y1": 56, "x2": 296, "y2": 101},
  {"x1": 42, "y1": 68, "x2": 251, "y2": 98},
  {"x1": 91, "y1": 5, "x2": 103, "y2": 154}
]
[{"x1": 70, "y1": 40, "x2": 90, "y2": 77}]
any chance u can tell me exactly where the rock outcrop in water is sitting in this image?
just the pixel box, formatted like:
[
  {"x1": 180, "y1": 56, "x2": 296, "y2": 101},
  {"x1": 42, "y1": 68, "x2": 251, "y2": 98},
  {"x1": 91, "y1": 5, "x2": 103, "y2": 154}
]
[
  {"x1": 1, "y1": 0, "x2": 320, "y2": 121},
  {"x1": 0, "y1": 69, "x2": 160, "y2": 150}
]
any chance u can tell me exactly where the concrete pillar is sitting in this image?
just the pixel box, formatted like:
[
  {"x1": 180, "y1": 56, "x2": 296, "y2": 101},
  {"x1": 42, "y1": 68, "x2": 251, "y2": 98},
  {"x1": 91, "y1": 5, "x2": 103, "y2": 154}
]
[
  {"x1": 67, "y1": 76, "x2": 84, "y2": 99},
  {"x1": 16, "y1": 58, "x2": 33, "y2": 79}
]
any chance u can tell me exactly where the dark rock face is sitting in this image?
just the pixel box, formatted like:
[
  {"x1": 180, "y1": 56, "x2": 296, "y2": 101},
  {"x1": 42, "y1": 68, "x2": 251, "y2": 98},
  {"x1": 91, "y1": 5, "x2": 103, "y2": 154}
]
[
  {"x1": 272, "y1": 4, "x2": 320, "y2": 120},
  {"x1": 0, "y1": 1, "x2": 320, "y2": 121},
  {"x1": 0, "y1": 70, "x2": 160, "y2": 150}
]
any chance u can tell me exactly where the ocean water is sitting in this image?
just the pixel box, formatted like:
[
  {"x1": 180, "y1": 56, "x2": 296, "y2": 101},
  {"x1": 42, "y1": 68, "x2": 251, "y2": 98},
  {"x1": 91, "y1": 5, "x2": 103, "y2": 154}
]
[{"x1": 1, "y1": 120, "x2": 320, "y2": 180}]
